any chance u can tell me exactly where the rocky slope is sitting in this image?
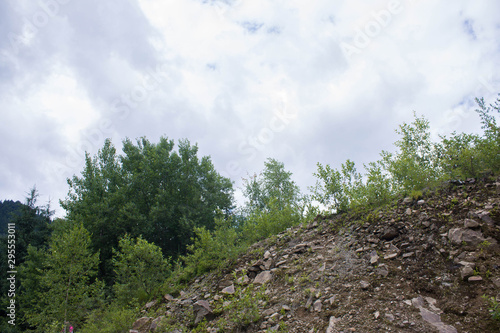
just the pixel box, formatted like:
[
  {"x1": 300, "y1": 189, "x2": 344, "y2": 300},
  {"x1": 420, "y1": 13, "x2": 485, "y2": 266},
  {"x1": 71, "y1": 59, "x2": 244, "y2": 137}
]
[{"x1": 131, "y1": 176, "x2": 500, "y2": 333}]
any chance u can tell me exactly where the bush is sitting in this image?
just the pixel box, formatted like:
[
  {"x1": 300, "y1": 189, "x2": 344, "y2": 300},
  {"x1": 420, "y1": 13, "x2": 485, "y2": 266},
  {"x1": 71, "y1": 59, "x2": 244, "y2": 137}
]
[
  {"x1": 112, "y1": 235, "x2": 171, "y2": 306},
  {"x1": 80, "y1": 305, "x2": 138, "y2": 333},
  {"x1": 241, "y1": 199, "x2": 302, "y2": 244}
]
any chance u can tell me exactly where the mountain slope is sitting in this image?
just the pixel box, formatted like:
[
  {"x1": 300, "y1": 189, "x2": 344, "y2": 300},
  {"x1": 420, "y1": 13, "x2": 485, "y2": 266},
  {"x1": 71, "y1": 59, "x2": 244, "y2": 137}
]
[{"x1": 131, "y1": 176, "x2": 500, "y2": 333}]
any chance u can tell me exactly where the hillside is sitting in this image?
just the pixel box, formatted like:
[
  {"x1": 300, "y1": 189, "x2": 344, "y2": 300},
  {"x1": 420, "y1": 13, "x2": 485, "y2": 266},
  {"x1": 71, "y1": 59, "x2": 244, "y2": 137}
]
[{"x1": 132, "y1": 176, "x2": 499, "y2": 332}]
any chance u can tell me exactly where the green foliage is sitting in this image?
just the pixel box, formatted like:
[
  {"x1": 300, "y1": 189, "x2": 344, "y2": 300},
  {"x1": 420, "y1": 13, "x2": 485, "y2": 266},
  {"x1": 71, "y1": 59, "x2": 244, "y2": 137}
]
[
  {"x1": 215, "y1": 284, "x2": 265, "y2": 329},
  {"x1": 241, "y1": 199, "x2": 302, "y2": 244},
  {"x1": 21, "y1": 223, "x2": 103, "y2": 331},
  {"x1": 180, "y1": 215, "x2": 241, "y2": 280},
  {"x1": 112, "y1": 235, "x2": 170, "y2": 306},
  {"x1": 381, "y1": 113, "x2": 441, "y2": 193},
  {"x1": 242, "y1": 158, "x2": 301, "y2": 213},
  {"x1": 482, "y1": 295, "x2": 500, "y2": 321},
  {"x1": 79, "y1": 305, "x2": 138, "y2": 333},
  {"x1": 310, "y1": 159, "x2": 365, "y2": 213},
  {"x1": 61, "y1": 137, "x2": 234, "y2": 281}
]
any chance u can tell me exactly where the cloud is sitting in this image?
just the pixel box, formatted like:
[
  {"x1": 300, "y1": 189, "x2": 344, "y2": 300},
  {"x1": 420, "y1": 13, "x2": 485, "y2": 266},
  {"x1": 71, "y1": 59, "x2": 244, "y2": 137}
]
[{"x1": 1, "y1": 0, "x2": 499, "y2": 216}]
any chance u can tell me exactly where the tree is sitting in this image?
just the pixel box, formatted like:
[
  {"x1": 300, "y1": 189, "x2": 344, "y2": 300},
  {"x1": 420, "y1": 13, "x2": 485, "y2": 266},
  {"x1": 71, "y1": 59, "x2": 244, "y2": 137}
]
[
  {"x1": 21, "y1": 224, "x2": 103, "y2": 332},
  {"x1": 242, "y1": 158, "x2": 301, "y2": 213},
  {"x1": 61, "y1": 137, "x2": 234, "y2": 282},
  {"x1": 310, "y1": 159, "x2": 364, "y2": 213},
  {"x1": 380, "y1": 113, "x2": 441, "y2": 193},
  {"x1": 112, "y1": 235, "x2": 170, "y2": 305}
]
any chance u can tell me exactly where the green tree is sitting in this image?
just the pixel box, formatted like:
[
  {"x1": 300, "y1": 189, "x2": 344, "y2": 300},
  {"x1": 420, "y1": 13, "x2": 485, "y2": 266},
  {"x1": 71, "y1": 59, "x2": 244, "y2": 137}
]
[
  {"x1": 310, "y1": 159, "x2": 365, "y2": 213},
  {"x1": 112, "y1": 235, "x2": 170, "y2": 305},
  {"x1": 242, "y1": 158, "x2": 301, "y2": 213},
  {"x1": 22, "y1": 224, "x2": 103, "y2": 332},
  {"x1": 380, "y1": 113, "x2": 441, "y2": 193},
  {"x1": 61, "y1": 137, "x2": 234, "y2": 282}
]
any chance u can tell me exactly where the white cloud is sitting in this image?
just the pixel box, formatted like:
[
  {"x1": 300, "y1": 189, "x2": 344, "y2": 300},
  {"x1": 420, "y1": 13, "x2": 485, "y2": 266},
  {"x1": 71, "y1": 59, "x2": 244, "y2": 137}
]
[{"x1": 1, "y1": 0, "x2": 499, "y2": 215}]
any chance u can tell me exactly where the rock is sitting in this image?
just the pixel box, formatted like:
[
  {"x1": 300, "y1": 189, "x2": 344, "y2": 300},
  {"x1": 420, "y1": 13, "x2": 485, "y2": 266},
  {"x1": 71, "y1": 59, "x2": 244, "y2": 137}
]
[
  {"x1": 131, "y1": 317, "x2": 152, "y2": 332},
  {"x1": 164, "y1": 294, "x2": 174, "y2": 301},
  {"x1": 385, "y1": 313, "x2": 395, "y2": 321},
  {"x1": 375, "y1": 265, "x2": 389, "y2": 277},
  {"x1": 460, "y1": 266, "x2": 474, "y2": 280},
  {"x1": 222, "y1": 284, "x2": 235, "y2": 294},
  {"x1": 384, "y1": 253, "x2": 398, "y2": 259},
  {"x1": 412, "y1": 296, "x2": 425, "y2": 308},
  {"x1": 448, "y1": 228, "x2": 485, "y2": 246},
  {"x1": 405, "y1": 208, "x2": 412, "y2": 215},
  {"x1": 326, "y1": 316, "x2": 341, "y2": 333},
  {"x1": 463, "y1": 219, "x2": 480, "y2": 229},
  {"x1": 150, "y1": 316, "x2": 165, "y2": 332},
  {"x1": 144, "y1": 300, "x2": 157, "y2": 309},
  {"x1": 417, "y1": 199, "x2": 425, "y2": 205},
  {"x1": 402, "y1": 252, "x2": 414, "y2": 258},
  {"x1": 360, "y1": 280, "x2": 370, "y2": 289},
  {"x1": 313, "y1": 299, "x2": 322, "y2": 312},
  {"x1": 374, "y1": 311, "x2": 380, "y2": 319},
  {"x1": 369, "y1": 251, "x2": 379, "y2": 265},
  {"x1": 237, "y1": 275, "x2": 249, "y2": 285},
  {"x1": 419, "y1": 307, "x2": 457, "y2": 333},
  {"x1": 193, "y1": 300, "x2": 214, "y2": 325},
  {"x1": 254, "y1": 270, "x2": 273, "y2": 284},
  {"x1": 264, "y1": 250, "x2": 272, "y2": 259},
  {"x1": 403, "y1": 197, "x2": 412, "y2": 204},
  {"x1": 468, "y1": 276, "x2": 483, "y2": 282},
  {"x1": 380, "y1": 227, "x2": 399, "y2": 241}
]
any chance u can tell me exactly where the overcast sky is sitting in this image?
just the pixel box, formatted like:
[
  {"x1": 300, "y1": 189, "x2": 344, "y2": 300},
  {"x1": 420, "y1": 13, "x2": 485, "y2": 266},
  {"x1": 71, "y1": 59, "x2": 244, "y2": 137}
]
[{"x1": 1, "y1": 0, "x2": 499, "y2": 217}]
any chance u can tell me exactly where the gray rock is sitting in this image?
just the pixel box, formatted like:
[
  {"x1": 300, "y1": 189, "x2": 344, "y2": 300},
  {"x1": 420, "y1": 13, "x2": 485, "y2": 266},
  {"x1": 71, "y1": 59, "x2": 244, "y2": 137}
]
[
  {"x1": 313, "y1": 299, "x2": 322, "y2": 312},
  {"x1": 326, "y1": 316, "x2": 341, "y2": 333},
  {"x1": 131, "y1": 317, "x2": 152, "y2": 332},
  {"x1": 448, "y1": 228, "x2": 485, "y2": 246},
  {"x1": 381, "y1": 227, "x2": 399, "y2": 241},
  {"x1": 222, "y1": 284, "x2": 235, "y2": 294},
  {"x1": 360, "y1": 280, "x2": 370, "y2": 289},
  {"x1": 254, "y1": 270, "x2": 273, "y2": 284},
  {"x1": 193, "y1": 300, "x2": 213, "y2": 325}
]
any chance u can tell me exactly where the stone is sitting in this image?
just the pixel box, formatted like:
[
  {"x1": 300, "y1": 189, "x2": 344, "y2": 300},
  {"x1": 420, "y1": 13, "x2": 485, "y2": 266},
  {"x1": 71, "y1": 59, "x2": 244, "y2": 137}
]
[
  {"x1": 313, "y1": 299, "x2": 322, "y2": 312},
  {"x1": 380, "y1": 227, "x2": 399, "y2": 241},
  {"x1": 326, "y1": 316, "x2": 341, "y2": 333},
  {"x1": 131, "y1": 317, "x2": 152, "y2": 332},
  {"x1": 417, "y1": 199, "x2": 425, "y2": 205},
  {"x1": 150, "y1": 316, "x2": 166, "y2": 332},
  {"x1": 468, "y1": 276, "x2": 483, "y2": 282},
  {"x1": 376, "y1": 265, "x2": 389, "y2": 277},
  {"x1": 405, "y1": 208, "x2": 412, "y2": 215},
  {"x1": 460, "y1": 266, "x2": 474, "y2": 280},
  {"x1": 374, "y1": 311, "x2": 380, "y2": 319},
  {"x1": 264, "y1": 250, "x2": 272, "y2": 259},
  {"x1": 360, "y1": 280, "x2": 370, "y2": 289},
  {"x1": 448, "y1": 228, "x2": 485, "y2": 246},
  {"x1": 237, "y1": 275, "x2": 249, "y2": 285},
  {"x1": 463, "y1": 219, "x2": 480, "y2": 228},
  {"x1": 369, "y1": 251, "x2": 379, "y2": 265},
  {"x1": 254, "y1": 270, "x2": 273, "y2": 284},
  {"x1": 144, "y1": 300, "x2": 157, "y2": 309},
  {"x1": 402, "y1": 252, "x2": 414, "y2": 258},
  {"x1": 193, "y1": 300, "x2": 214, "y2": 325},
  {"x1": 403, "y1": 197, "x2": 412, "y2": 204},
  {"x1": 384, "y1": 253, "x2": 398, "y2": 259},
  {"x1": 164, "y1": 294, "x2": 174, "y2": 301},
  {"x1": 222, "y1": 284, "x2": 235, "y2": 294}
]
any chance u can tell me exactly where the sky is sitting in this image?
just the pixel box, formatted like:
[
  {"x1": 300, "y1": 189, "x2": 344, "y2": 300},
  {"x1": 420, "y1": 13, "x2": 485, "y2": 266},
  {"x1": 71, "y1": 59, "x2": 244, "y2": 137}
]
[{"x1": 0, "y1": 0, "x2": 499, "y2": 217}]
